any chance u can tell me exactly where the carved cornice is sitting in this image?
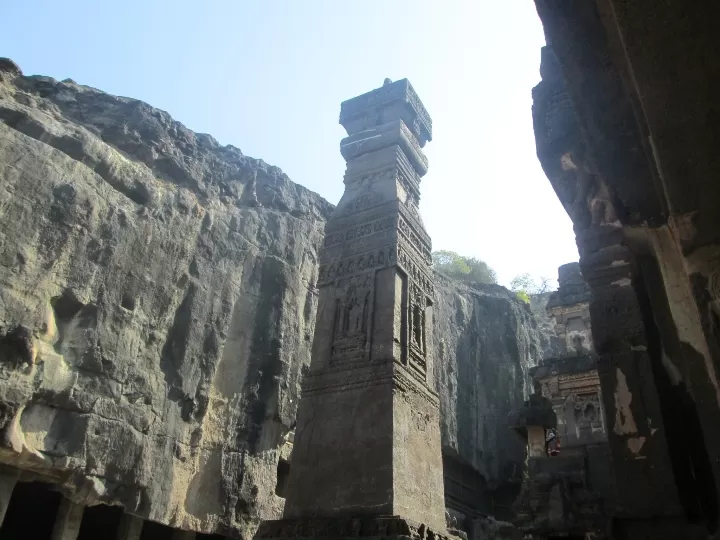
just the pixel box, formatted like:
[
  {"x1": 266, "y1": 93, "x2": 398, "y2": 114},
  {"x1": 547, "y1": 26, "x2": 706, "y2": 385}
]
[
  {"x1": 339, "y1": 78, "x2": 432, "y2": 143},
  {"x1": 340, "y1": 120, "x2": 429, "y2": 176},
  {"x1": 398, "y1": 243, "x2": 434, "y2": 299},
  {"x1": 301, "y1": 359, "x2": 439, "y2": 406},
  {"x1": 317, "y1": 246, "x2": 395, "y2": 287}
]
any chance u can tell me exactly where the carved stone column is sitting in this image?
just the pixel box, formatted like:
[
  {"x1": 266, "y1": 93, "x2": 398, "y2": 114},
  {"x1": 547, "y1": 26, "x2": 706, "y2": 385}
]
[
  {"x1": 51, "y1": 498, "x2": 84, "y2": 540},
  {"x1": 532, "y1": 45, "x2": 686, "y2": 527},
  {"x1": 255, "y1": 79, "x2": 449, "y2": 539}
]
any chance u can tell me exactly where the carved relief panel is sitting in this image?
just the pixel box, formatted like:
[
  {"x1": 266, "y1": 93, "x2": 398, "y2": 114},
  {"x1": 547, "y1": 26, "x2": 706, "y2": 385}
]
[
  {"x1": 572, "y1": 392, "x2": 603, "y2": 430},
  {"x1": 406, "y1": 280, "x2": 429, "y2": 377},
  {"x1": 331, "y1": 272, "x2": 374, "y2": 363}
]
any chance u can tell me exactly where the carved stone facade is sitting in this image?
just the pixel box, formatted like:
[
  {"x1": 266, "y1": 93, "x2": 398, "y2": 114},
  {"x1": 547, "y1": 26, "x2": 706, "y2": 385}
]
[
  {"x1": 510, "y1": 393, "x2": 611, "y2": 539},
  {"x1": 511, "y1": 264, "x2": 611, "y2": 538},
  {"x1": 533, "y1": 2, "x2": 720, "y2": 537},
  {"x1": 546, "y1": 262, "x2": 592, "y2": 356},
  {"x1": 533, "y1": 356, "x2": 605, "y2": 451},
  {"x1": 535, "y1": 263, "x2": 604, "y2": 449},
  {"x1": 255, "y1": 79, "x2": 449, "y2": 539}
]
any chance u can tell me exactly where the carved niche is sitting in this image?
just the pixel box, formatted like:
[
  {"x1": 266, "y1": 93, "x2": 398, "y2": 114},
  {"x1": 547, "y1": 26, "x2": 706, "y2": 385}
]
[
  {"x1": 331, "y1": 272, "x2": 374, "y2": 363},
  {"x1": 407, "y1": 280, "x2": 429, "y2": 376},
  {"x1": 572, "y1": 392, "x2": 603, "y2": 430}
]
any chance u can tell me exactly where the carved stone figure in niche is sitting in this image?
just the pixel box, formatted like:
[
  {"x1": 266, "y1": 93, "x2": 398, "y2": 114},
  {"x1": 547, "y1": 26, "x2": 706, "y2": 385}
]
[
  {"x1": 413, "y1": 305, "x2": 423, "y2": 347},
  {"x1": 331, "y1": 274, "x2": 373, "y2": 362},
  {"x1": 343, "y1": 283, "x2": 369, "y2": 336},
  {"x1": 573, "y1": 394, "x2": 601, "y2": 427},
  {"x1": 407, "y1": 282, "x2": 428, "y2": 374}
]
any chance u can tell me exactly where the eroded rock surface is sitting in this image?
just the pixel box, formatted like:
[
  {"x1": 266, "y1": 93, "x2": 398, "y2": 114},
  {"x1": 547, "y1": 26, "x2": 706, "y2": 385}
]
[
  {"x1": 433, "y1": 274, "x2": 548, "y2": 497},
  {"x1": 0, "y1": 66, "x2": 332, "y2": 537}
]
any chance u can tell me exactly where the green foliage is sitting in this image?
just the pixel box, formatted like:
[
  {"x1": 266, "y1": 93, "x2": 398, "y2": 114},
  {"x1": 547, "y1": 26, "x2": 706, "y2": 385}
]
[
  {"x1": 432, "y1": 250, "x2": 498, "y2": 285},
  {"x1": 515, "y1": 290, "x2": 531, "y2": 304},
  {"x1": 510, "y1": 273, "x2": 534, "y2": 293},
  {"x1": 510, "y1": 273, "x2": 553, "y2": 296}
]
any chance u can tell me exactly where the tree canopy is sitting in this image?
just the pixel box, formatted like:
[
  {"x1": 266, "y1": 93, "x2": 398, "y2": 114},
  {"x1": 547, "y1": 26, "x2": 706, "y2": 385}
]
[
  {"x1": 432, "y1": 250, "x2": 498, "y2": 285},
  {"x1": 509, "y1": 273, "x2": 553, "y2": 303}
]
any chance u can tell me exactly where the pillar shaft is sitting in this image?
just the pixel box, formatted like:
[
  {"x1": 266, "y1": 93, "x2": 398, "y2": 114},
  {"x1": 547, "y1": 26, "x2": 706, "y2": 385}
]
[
  {"x1": 0, "y1": 468, "x2": 18, "y2": 527},
  {"x1": 51, "y1": 498, "x2": 84, "y2": 540}
]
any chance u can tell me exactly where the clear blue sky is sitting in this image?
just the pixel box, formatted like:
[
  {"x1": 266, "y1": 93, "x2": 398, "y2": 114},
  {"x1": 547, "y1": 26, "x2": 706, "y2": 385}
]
[{"x1": 2, "y1": 0, "x2": 578, "y2": 287}]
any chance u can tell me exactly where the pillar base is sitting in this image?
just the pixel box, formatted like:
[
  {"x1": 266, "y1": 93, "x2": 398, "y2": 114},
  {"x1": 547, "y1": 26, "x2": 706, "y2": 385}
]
[{"x1": 255, "y1": 516, "x2": 456, "y2": 540}]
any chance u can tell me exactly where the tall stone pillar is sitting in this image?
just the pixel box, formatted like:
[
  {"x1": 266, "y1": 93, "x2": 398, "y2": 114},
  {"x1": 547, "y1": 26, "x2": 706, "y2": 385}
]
[
  {"x1": 255, "y1": 79, "x2": 449, "y2": 539},
  {"x1": 532, "y1": 45, "x2": 710, "y2": 537},
  {"x1": 51, "y1": 498, "x2": 84, "y2": 540}
]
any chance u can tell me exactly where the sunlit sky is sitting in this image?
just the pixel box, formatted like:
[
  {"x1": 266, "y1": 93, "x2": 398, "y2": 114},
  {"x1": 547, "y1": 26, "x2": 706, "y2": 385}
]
[{"x1": 2, "y1": 0, "x2": 578, "y2": 287}]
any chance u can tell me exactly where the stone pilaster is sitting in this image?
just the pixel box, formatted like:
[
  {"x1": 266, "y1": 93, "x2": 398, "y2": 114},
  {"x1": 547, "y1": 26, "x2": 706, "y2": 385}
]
[
  {"x1": 578, "y1": 228, "x2": 683, "y2": 517},
  {"x1": 0, "y1": 467, "x2": 18, "y2": 527},
  {"x1": 532, "y1": 43, "x2": 695, "y2": 531},
  {"x1": 51, "y1": 498, "x2": 84, "y2": 540},
  {"x1": 255, "y1": 79, "x2": 449, "y2": 539},
  {"x1": 116, "y1": 514, "x2": 144, "y2": 540}
]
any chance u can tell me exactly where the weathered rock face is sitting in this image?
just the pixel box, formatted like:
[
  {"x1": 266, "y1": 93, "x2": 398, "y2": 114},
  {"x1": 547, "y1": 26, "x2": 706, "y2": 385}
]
[
  {"x1": 0, "y1": 66, "x2": 332, "y2": 536},
  {"x1": 433, "y1": 274, "x2": 548, "y2": 496},
  {"x1": 528, "y1": 292, "x2": 566, "y2": 360}
]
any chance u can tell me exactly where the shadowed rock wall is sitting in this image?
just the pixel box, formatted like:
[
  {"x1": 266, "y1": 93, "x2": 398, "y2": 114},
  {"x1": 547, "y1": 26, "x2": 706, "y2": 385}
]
[{"x1": 434, "y1": 274, "x2": 548, "y2": 497}]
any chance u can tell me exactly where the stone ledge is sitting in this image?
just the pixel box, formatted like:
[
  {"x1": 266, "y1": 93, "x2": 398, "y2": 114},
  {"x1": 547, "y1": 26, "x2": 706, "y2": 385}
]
[{"x1": 254, "y1": 516, "x2": 455, "y2": 540}]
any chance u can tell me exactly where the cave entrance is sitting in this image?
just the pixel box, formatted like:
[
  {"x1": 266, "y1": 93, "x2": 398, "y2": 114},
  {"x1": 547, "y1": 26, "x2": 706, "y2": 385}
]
[
  {"x1": 140, "y1": 520, "x2": 175, "y2": 540},
  {"x1": 275, "y1": 458, "x2": 291, "y2": 498},
  {"x1": 77, "y1": 503, "x2": 124, "y2": 539},
  {"x1": 0, "y1": 481, "x2": 62, "y2": 540}
]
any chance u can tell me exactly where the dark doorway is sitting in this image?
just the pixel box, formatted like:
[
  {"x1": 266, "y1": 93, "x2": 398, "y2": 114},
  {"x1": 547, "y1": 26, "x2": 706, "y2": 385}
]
[
  {"x1": 275, "y1": 458, "x2": 291, "y2": 498},
  {"x1": 78, "y1": 504, "x2": 124, "y2": 540},
  {"x1": 0, "y1": 481, "x2": 62, "y2": 540},
  {"x1": 139, "y1": 520, "x2": 174, "y2": 540}
]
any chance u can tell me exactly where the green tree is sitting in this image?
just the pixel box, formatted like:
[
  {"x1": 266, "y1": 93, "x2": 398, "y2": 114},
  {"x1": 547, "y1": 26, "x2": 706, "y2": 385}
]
[
  {"x1": 432, "y1": 250, "x2": 498, "y2": 284},
  {"x1": 509, "y1": 273, "x2": 554, "y2": 303},
  {"x1": 510, "y1": 273, "x2": 534, "y2": 293}
]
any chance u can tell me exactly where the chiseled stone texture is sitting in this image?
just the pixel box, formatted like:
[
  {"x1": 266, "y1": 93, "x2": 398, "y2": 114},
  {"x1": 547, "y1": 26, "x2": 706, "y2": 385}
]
[
  {"x1": 0, "y1": 68, "x2": 332, "y2": 536},
  {"x1": 433, "y1": 273, "x2": 548, "y2": 489}
]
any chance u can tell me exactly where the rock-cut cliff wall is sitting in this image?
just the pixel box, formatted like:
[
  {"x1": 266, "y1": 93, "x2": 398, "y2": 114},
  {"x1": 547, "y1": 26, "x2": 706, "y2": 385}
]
[
  {"x1": 434, "y1": 275, "x2": 546, "y2": 496},
  {"x1": 0, "y1": 62, "x2": 553, "y2": 537},
  {"x1": 0, "y1": 64, "x2": 332, "y2": 537}
]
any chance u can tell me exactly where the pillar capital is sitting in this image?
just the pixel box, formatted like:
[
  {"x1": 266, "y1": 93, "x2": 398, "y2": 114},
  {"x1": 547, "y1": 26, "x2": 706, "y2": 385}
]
[{"x1": 340, "y1": 78, "x2": 432, "y2": 144}]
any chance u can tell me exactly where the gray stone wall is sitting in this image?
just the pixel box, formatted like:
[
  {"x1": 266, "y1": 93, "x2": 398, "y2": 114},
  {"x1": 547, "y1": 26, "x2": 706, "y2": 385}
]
[
  {"x1": 433, "y1": 274, "x2": 550, "y2": 490},
  {"x1": 0, "y1": 69, "x2": 332, "y2": 537}
]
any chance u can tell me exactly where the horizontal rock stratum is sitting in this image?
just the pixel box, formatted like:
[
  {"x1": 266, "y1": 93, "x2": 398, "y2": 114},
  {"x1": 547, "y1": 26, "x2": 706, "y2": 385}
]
[{"x1": 0, "y1": 62, "x2": 552, "y2": 536}]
